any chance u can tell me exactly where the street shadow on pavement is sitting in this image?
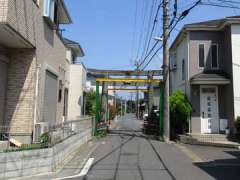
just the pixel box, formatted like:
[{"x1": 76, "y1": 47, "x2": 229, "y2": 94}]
[
  {"x1": 108, "y1": 129, "x2": 148, "y2": 139},
  {"x1": 194, "y1": 150, "x2": 240, "y2": 180},
  {"x1": 82, "y1": 129, "x2": 176, "y2": 180}
]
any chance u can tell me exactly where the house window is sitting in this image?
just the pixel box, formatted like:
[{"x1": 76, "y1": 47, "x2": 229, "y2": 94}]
[
  {"x1": 58, "y1": 80, "x2": 63, "y2": 102},
  {"x1": 182, "y1": 59, "x2": 185, "y2": 81},
  {"x1": 211, "y1": 44, "x2": 218, "y2": 68},
  {"x1": 199, "y1": 44, "x2": 205, "y2": 68},
  {"x1": 44, "y1": 0, "x2": 58, "y2": 24},
  {"x1": 170, "y1": 52, "x2": 177, "y2": 70}
]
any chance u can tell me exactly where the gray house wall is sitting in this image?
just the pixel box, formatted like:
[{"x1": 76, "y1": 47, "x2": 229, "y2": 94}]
[
  {"x1": 171, "y1": 26, "x2": 236, "y2": 134},
  {"x1": 189, "y1": 31, "x2": 224, "y2": 77},
  {"x1": 189, "y1": 30, "x2": 235, "y2": 133}
]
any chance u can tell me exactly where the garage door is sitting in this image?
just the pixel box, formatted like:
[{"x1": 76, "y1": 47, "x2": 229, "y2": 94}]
[
  {"x1": 0, "y1": 60, "x2": 7, "y2": 125},
  {"x1": 43, "y1": 70, "x2": 58, "y2": 126}
]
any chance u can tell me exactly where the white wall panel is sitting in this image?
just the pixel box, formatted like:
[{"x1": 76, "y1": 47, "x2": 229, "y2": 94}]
[{"x1": 231, "y1": 25, "x2": 240, "y2": 118}]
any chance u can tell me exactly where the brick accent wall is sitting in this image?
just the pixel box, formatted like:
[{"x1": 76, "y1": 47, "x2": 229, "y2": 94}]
[{"x1": 5, "y1": 49, "x2": 36, "y2": 137}]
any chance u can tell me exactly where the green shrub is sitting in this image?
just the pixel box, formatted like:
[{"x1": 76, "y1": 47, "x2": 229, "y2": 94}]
[
  {"x1": 3, "y1": 143, "x2": 47, "y2": 153},
  {"x1": 39, "y1": 132, "x2": 50, "y2": 145},
  {"x1": 170, "y1": 90, "x2": 192, "y2": 139},
  {"x1": 85, "y1": 91, "x2": 96, "y2": 116}
]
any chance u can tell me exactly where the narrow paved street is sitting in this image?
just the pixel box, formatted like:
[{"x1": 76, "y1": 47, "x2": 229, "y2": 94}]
[
  {"x1": 73, "y1": 114, "x2": 215, "y2": 180},
  {"x1": 17, "y1": 114, "x2": 240, "y2": 180}
]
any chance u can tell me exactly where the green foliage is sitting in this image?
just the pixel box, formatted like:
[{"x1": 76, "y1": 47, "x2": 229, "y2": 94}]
[
  {"x1": 236, "y1": 117, "x2": 240, "y2": 140},
  {"x1": 96, "y1": 129, "x2": 107, "y2": 139},
  {"x1": 39, "y1": 132, "x2": 50, "y2": 144},
  {"x1": 170, "y1": 90, "x2": 192, "y2": 139},
  {"x1": 85, "y1": 90, "x2": 96, "y2": 116},
  {"x1": 3, "y1": 143, "x2": 47, "y2": 153}
]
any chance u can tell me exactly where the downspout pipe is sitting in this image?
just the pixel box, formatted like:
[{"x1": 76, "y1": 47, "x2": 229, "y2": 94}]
[{"x1": 33, "y1": 63, "x2": 41, "y2": 143}]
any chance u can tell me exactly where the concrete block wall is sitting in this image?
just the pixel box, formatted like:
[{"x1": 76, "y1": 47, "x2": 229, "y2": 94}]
[
  {"x1": 0, "y1": 128, "x2": 92, "y2": 179},
  {"x1": 0, "y1": 148, "x2": 52, "y2": 179},
  {"x1": 52, "y1": 128, "x2": 92, "y2": 170}
]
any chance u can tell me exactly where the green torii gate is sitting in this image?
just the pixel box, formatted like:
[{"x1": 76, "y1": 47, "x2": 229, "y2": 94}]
[{"x1": 87, "y1": 69, "x2": 164, "y2": 138}]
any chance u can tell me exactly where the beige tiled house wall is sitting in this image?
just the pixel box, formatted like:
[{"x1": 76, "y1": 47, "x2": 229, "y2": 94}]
[
  {"x1": 0, "y1": 0, "x2": 8, "y2": 22},
  {"x1": 0, "y1": 0, "x2": 69, "y2": 143},
  {"x1": 5, "y1": 49, "x2": 36, "y2": 143},
  {"x1": 7, "y1": 0, "x2": 36, "y2": 46}
]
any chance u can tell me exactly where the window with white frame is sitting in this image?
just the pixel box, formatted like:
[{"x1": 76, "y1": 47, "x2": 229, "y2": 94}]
[
  {"x1": 199, "y1": 44, "x2": 205, "y2": 68},
  {"x1": 182, "y1": 59, "x2": 185, "y2": 81},
  {"x1": 211, "y1": 44, "x2": 218, "y2": 68},
  {"x1": 170, "y1": 52, "x2": 177, "y2": 70},
  {"x1": 43, "y1": 0, "x2": 58, "y2": 24}
]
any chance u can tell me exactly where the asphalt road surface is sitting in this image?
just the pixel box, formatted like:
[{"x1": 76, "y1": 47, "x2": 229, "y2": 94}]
[
  {"x1": 70, "y1": 114, "x2": 220, "y2": 180},
  {"x1": 19, "y1": 114, "x2": 240, "y2": 180}
]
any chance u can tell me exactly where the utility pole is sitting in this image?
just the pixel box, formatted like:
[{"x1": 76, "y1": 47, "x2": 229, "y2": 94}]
[
  {"x1": 125, "y1": 98, "x2": 127, "y2": 115},
  {"x1": 121, "y1": 98, "x2": 123, "y2": 116},
  {"x1": 162, "y1": 0, "x2": 170, "y2": 140},
  {"x1": 135, "y1": 61, "x2": 140, "y2": 119}
]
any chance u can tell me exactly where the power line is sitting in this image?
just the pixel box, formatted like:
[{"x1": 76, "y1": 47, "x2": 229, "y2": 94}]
[
  {"x1": 200, "y1": 2, "x2": 240, "y2": 9},
  {"x1": 130, "y1": 0, "x2": 139, "y2": 64},
  {"x1": 136, "y1": 0, "x2": 149, "y2": 60},
  {"x1": 139, "y1": 0, "x2": 240, "y2": 70},
  {"x1": 135, "y1": 0, "x2": 163, "y2": 70},
  {"x1": 140, "y1": 0, "x2": 158, "y2": 61},
  {"x1": 214, "y1": 0, "x2": 240, "y2": 4},
  {"x1": 141, "y1": 0, "x2": 202, "y2": 70},
  {"x1": 143, "y1": 0, "x2": 163, "y2": 58}
]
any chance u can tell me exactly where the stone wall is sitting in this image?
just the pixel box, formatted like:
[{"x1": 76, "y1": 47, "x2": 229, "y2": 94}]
[{"x1": 0, "y1": 128, "x2": 92, "y2": 179}]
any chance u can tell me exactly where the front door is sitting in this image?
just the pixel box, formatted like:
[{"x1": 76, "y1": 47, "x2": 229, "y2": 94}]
[{"x1": 200, "y1": 86, "x2": 219, "y2": 134}]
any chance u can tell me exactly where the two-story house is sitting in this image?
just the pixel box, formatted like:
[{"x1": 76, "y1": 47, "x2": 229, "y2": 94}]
[
  {"x1": 63, "y1": 38, "x2": 85, "y2": 121},
  {"x1": 170, "y1": 16, "x2": 240, "y2": 135},
  {"x1": 0, "y1": 0, "x2": 84, "y2": 144}
]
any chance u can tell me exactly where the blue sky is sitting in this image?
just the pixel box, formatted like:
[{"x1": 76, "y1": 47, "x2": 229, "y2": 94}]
[{"x1": 63, "y1": 0, "x2": 239, "y2": 70}]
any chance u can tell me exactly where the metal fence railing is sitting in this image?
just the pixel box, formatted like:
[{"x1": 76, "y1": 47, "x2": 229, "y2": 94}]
[
  {"x1": 48, "y1": 116, "x2": 93, "y2": 145},
  {"x1": 0, "y1": 116, "x2": 93, "y2": 152}
]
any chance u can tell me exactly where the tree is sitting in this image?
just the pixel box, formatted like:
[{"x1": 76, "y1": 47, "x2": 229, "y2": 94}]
[
  {"x1": 170, "y1": 90, "x2": 192, "y2": 139},
  {"x1": 85, "y1": 90, "x2": 96, "y2": 116}
]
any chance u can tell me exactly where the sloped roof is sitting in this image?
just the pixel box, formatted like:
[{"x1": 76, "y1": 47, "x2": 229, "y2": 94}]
[
  {"x1": 170, "y1": 16, "x2": 240, "y2": 50},
  {"x1": 63, "y1": 38, "x2": 85, "y2": 57},
  {"x1": 190, "y1": 70, "x2": 230, "y2": 85},
  {"x1": 58, "y1": 0, "x2": 72, "y2": 24}
]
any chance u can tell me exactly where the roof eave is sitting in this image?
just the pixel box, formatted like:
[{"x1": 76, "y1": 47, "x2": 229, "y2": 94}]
[{"x1": 58, "y1": 0, "x2": 72, "y2": 24}]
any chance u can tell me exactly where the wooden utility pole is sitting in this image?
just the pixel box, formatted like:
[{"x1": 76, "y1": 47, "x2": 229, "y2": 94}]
[
  {"x1": 162, "y1": 0, "x2": 170, "y2": 140},
  {"x1": 135, "y1": 61, "x2": 140, "y2": 119}
]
